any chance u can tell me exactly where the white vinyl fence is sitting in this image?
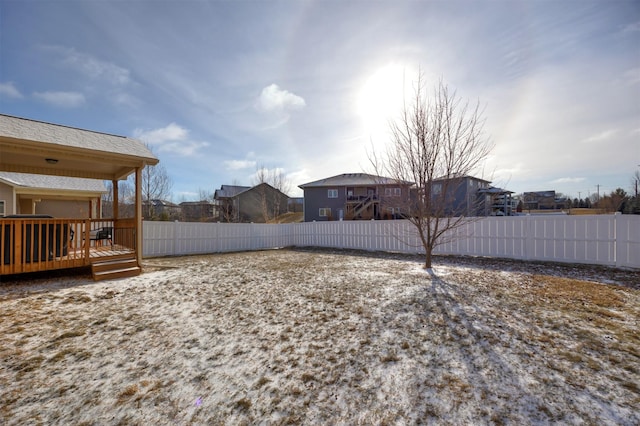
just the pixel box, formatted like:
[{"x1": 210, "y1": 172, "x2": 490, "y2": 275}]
[{"x1": 143, "y1": 214, "x2": 640, "y2": 269}]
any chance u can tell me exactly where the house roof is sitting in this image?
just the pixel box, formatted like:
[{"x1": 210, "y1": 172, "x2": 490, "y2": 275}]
[
  {"x1": 145, "y1": 199, "x2": 180, "y2": 207},
  {"x1": 524, "y1": 191, "x2": 556, "y2": 197},
  {"x1": 0, "y1": 171, "x2": 106, "y2": 194},
  {"x1": 179, "y1": 200, "x2": 214, "y2": 206},
  {"x1": 299, "y1": 173, "x2": 413, "y2": 189},
  {"x1": 0, "y1": 114, "x2": 158, "y2": 180},
  {"x1": 478, "y1": 186, "x2": 514, "y2": 195},
  {"x1": 432, "y1": 174, "x2": 491, "y2": 184},
  {"x1": 214, "y1": 185, "x2": 251, "y2": 199}
]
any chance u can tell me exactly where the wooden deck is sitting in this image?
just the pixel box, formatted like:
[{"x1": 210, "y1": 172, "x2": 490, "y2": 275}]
[
  {"x1": 1, "y1": 218, "x2": 137, "y2": 276},
  {"x1": 86, "y1": 245, "x2": 135, "y2": 261}
]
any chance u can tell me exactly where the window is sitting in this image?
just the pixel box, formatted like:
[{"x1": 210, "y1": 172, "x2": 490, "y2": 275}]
[
  {"x1": 328, "y1": 189, "x2": 338, "y2": 198},
  {"x1": 0, "y1": 200, "x2": 4, "y2": 217},
  {"x1": 432, "y1": 183, "x2": 442, "y2": 195},
  {"x1": 385, "y1": 187, "x2": 401, "y2": 197},
  {"x1": 319, "y1": 208, "x2": 331, "y2": 217}
]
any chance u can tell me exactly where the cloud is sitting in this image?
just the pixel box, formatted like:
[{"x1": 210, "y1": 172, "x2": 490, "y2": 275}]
[
  {"x1": 45, "y1": 45, "x2": 131, "y2": 86},
  {"x1": 581, "y1": 129, "x2": 618, "y2": 144},
  {"x1": 134, "y1": 122, "x2": 188, "y2": 144},
  {"x1": 621, "y1": 21, "x2": 640, "y2": 34},
  {"x1": 133, "y1": 123, "x2": 208, "y2": 156},
  {"x1": 0, "y1": 82, "x2": 24, "y2": 99},
  {"x1": 256, "y1": 84, "x2": 306, "y2": 112},
  {"x1": 551, "y1": 177, "x2": 586, "y2": 184},
  {"x1": 41, "y1": 45, "x2": 137, "y2": 107},
  {"x1": 224, "y1": 159, "x2": 257, "y2": 170},
  {"x1": 624, "y1": 68, "x2": 640, "y2": 85},
  {"x1": 33, "y1": 90, "x2": 85, "y2": 107}
]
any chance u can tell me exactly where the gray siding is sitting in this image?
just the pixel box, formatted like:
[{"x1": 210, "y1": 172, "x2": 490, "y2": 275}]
[{"x1": 303, "y1": 187, "x2": 346, "y2": 221}]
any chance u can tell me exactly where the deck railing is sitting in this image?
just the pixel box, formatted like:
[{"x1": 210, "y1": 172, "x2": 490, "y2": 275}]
[{"x1": 0, "y1": 218, "x2": 136, "y2": 275}]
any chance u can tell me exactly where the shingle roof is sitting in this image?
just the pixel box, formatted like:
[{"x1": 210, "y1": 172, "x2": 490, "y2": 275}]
[
  {"x1": 432, "y1": 174, "x2": 491, "y2": 183},
  {"x1": 0, "y1": 114, "x2": 156, "y2": 161},
  {"x1": 298, "y1": 173, "x2": 413, "y2": 188},
  {"x1": 214, "y1": 185, "x2": 251, "y2": 199},
  {"x1": 0, "y1": 172, "x2": 106, "y2": 192}
]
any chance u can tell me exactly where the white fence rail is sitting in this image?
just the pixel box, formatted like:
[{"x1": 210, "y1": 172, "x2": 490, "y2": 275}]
[{"x1": 143, "y1": 214, "x2": 640, "y2": 269}]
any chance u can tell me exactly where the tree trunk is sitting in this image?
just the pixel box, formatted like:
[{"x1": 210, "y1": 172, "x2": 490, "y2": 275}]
[{"x1": 424, "y1": 247, "x2": 433, "y2": 270}]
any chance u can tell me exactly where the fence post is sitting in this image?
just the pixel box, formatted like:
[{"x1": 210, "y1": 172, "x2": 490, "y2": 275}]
[
  {"x1": 524, "y1": 214, "x2": 532, "y2": 261},
  {"x1": 614, "y1": 212, "x2": 620, "y2": 268},
  {"x1": 172, "y1": 220, "x2": 178, "y2": 256}
]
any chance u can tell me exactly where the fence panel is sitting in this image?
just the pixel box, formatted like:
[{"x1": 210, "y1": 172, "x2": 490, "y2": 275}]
[
  {"x1": 142, "y1": 215, "x2": 640, "y2": 268},
  {"x1": 616, "y1": 214, "x2": 640, "y2": 268}
]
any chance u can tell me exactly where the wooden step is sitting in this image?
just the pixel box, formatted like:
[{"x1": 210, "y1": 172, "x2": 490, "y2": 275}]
[{"x1": 91, "y1": 256, "x2": 141, "y2": 281}]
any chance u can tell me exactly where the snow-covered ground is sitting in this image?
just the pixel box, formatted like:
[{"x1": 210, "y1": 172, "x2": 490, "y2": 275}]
[{"x1": 1, "y1": 248, "x2": 638, "y2": 425}]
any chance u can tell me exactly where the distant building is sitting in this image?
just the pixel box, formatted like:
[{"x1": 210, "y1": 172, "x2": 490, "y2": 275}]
[
  {"x1": 298, "y1": 173, "x2": 414, "y2": 222},
  {"x1": 143, "y1": 199, "x2": 181, "y2": 220},
  {"x1": 214, "y1": 183, "x2": 289, "y2": 223},
  {"x1": 431, "y1": 175, "x2": 515, "y2": 216},
  {"x1": 522, "y1": 191, "x2": 567, "y2": 210},
  {"x1": 180, "y1": 200, "x2": 215, "y2": 222}
]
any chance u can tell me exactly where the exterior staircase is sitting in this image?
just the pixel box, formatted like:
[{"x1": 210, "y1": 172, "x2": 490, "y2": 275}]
[
  {"x1": 91, "y1": 255, "x2": 141, "y2": 281},
  {"x1": 352, "y1": 195, "x2": 376, "y2": 218}
]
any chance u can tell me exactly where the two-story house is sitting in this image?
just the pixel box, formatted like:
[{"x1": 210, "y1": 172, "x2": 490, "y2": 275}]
[
  {"x1": 431, "y1": 175, "x2": 514, "y2": 216},
  {"x1": 298, "y1": 173, "x2": 414, "y2": 222}
]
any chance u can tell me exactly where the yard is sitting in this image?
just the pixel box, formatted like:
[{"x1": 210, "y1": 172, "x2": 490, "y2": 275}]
[{"x1": 1, "y1": 248, "x2": 638, "y2": 425}]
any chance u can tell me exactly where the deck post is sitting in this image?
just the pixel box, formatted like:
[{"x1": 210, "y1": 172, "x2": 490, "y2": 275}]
[
  {"x1": 112, "y1": 179, "x2": 119, "y2": 220},
  {"x1": 84, "y1": 219, "x2": 91, "y2": 260},
  {"x1": 135, "y1": 167, "x2": 143, "y2": 266}
]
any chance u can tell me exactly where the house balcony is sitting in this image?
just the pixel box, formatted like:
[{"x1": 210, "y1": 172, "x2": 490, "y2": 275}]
[{"x1": 345, "y1": 194, "x2": 379, "y2": 220}]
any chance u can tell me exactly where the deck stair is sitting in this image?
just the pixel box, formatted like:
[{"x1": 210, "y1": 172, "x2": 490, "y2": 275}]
[
  {"x1": 352, "y1": 195, "x2": 376, "y2": 218},
  {"x1": 91, "y1": 255, "x2": 141, "y2": 281}
]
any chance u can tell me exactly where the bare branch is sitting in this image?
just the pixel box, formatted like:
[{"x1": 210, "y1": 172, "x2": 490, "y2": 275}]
[{"x1": 372, "y1": 70, "x2": 493, "y2": 268}]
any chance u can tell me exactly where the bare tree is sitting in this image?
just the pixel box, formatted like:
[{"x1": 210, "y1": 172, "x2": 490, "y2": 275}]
[
  {"x1": 629, "y1": 171, "x2": 640, "y2": 214},
  {"x1": 370, "y1": 73, "x2": 493, "y2": 269},
  {"x1": 136, "y1": 146, "x2": 172, "y2": 220},
  {"x1": 253, "y1": 165, "x2": 291, "y2": 222},
  {"x1": 102, "y1": 180, "x2": 135, "y2": 218},
  {"x1": 142, "y1": 164, "x2": 172, "y2": 219}
]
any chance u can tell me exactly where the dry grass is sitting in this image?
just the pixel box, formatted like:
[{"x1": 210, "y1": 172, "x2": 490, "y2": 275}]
[{"x1": 1, "y1": 248, "x2": 638, "y2": 425}]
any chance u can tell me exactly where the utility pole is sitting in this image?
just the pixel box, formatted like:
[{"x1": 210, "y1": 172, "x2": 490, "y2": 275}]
[{"x1": 596, "y1": 184, "x2": 600, "y2": 208}]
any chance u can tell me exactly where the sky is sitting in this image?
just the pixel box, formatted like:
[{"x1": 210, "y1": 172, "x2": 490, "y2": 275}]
[{"x1": 1, "y1": 0, "x2": 638, "y2": 200}]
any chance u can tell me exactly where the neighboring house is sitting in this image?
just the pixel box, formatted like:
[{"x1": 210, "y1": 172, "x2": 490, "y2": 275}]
[
  {"x1": 478, "y1": 186, "x2": 516, "y2": 216},
  {"x1": 214, "y1": 183, "x2": 289, "y2": 223},
  {"x1": 431, "y1": 175, "x2": 514, "y2": 216},
  {"x1": 214, "y1": 185, "x2": 250, "y2": 222},
  {"x1": 298, "y1": 173, "x2": 414, "y2": 222},
  {"x1": 0, "y1": 172, "x2": 107, "y2": 218},
  {"x1": 180, "y1": 200, "x2": 215, "y2": 222},
  {"x1": 522, "y1": 191, "x2": 567, "y2": 211},
  {"x1": 143, "y1": 199, "x2": 181, "y2": 220}
]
